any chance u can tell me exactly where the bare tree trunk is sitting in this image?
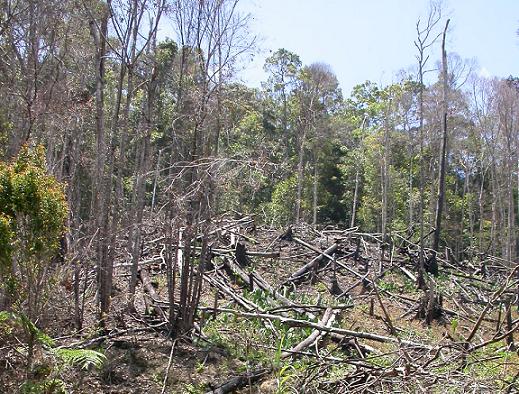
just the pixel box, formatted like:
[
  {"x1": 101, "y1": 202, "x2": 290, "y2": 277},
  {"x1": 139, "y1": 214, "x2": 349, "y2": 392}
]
[
  {"x1": 478, "y1": 172, "x2": 485, "y2": 252},
  {"x1": 350, "y1": 168, "x2": 359, "y2": 228},
  {"x1": 408, "y1": 156, "x2": 414, "y2": 232},
  {"x1": 89, "y1": 4, "x2": 111, "y2": 328},
  {"x1": 128, "y1": 8, "x2": 162, "y2": 307},
  {"x1": 381, "y1": 109, "x2": 390, "y2": 241},
  {"x1": 312, "y1": 158, "x2": 318, "y2": 225},
  {"x1": 295, "y1": 126, "x2": 307, "y2": 224},
  {"x1": 506, "y1": 157, "x2": 515, "y2": 261},
  {"x1": 414, "y1": 4, "x2": 442, "y2": 287},
  {"x1": 431, "y1": 19, "x2": 450, "y2": 276}
]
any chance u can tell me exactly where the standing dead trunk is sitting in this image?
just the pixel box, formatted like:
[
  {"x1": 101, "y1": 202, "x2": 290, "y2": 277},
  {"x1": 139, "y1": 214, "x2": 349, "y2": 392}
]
[
  {"x1": 413, "y1": 5, "x2": 442, "y2": 287},
  {"x1": 312, "y1": 159, "x2": 318, "y2": 225},
  {"x1": 351, "y1": 168, "x2": 359, "y2": 228},
  {"x1": 128, "y1": 12, "x2": 162, "y2": 307},
  {"x1": 89, "y1": 4, "x2": 111, "y2": 328},
  {"x1": 430, "y1": 19, "x2": 450, "y2": 276},
  {"x1": 295, "y1": 126, "x2": 307, "y2": 224}
]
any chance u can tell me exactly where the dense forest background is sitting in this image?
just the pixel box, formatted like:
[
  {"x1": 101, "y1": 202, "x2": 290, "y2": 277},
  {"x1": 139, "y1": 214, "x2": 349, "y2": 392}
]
[{"x1": 1, "y1": 0, "x2": 519, "y2": 392}]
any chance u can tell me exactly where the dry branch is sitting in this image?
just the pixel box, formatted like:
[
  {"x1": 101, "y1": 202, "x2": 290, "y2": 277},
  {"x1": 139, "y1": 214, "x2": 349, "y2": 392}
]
[
  {"x1": 207, "y1": 308, "x2": 431, "y2": 349},
  {"x1": 283, "y1": 307, "x2": 336, "y2": 357},
  {"x1": 282, "y1": 242, "x2": 339, "y2": 285},
  {"x1": 205, "y1": 368, "x2": 271, "y2": 394}
]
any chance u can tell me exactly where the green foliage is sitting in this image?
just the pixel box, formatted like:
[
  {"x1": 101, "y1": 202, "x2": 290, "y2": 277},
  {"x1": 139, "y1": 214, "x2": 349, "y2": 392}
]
[
  {"x1": 262, "y1": 176, "x2": 298, "y2": 225},
  {"x1": 0, "y1": 311, "x2": 55, "y2": 347},
  {"x1": 19, "y1": 378, "x2": 66, "y2": 394},
  {"x1": 53, "y1": 349, "x2": 106, "y2": 370},
  {"x1": 182, "y1": 382, "x2": 207, "y2": 394},
  {"x1": 377, "y1": 279, "x2": 399, "y2": 293},
  {"x1": 318, "y1": 143, "x2": 348, "y2": 223},
  {"x1": 1, "y1": 310, "x2": 105, "y2": 393},
  {"x1": 462, "y1": 343, "x2": 519, "y2": 387},
  {"x1": 1, "y1": 311, "x2": 105, "y2": 369},
  {"x1": 275, "y1": 363, "x2": 296, "y2": 394},
  {"x1": 0, "y1": 145, "x2": 68, "y2": 305}
]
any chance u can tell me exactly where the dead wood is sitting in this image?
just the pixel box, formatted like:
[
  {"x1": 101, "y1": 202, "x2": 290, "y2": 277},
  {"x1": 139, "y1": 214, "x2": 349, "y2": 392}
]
[
  {"x1": 139, "y1": 266, "x2": 167, "y2": 320},
  {"x1": 282, "y1": 242, "x2": 339, "y2": 285},
  {"x1": 207, "y1": 308, "x2": 432, "y2": 349},
  {"x1": 203, "y1": 272, "x2": 259, "y2": 312},
  {"x1": 465, "y1": 266, "x2": 519, "y2": 344},
  {"x1": 282, "y1": 307, "x2": 336, "y2": 357},
  {"x1": 234, "y1": 241, "x2": 249, "y2": 267},
  {"x1": 279, "y1": 226, "x2": 293, "y2": 241},
  {"x1": 205, "y1": 367, "x2": 271, "y2": 394},
  {"x1": 221, "y1": 255, "x2": 318, "y2": 319},
  {"x1": 373, "y1": 279, "x2": 398, "y2": 335}
]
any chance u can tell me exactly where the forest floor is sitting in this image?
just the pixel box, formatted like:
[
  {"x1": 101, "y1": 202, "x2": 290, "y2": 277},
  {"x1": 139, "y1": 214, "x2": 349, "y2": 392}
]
[{"x1": 2, "y1": 216, "x2": 519, "y2": 393}]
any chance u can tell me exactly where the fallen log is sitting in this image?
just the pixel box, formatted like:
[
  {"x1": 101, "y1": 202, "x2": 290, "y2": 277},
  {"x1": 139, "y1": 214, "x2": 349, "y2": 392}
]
[
  {"x1": 139, "y1": 267, "x2": 167, "y2": 320},
  {"x1": 205, "y1": 368, "x2": 271, "y2": 394},
  {"x1": 221, "y1": 256, "x2": 318, "y2": 319},
  {"x1": 282, "y1": 243, "x2": 339, "y2": 285},
  {"x1": 220, "y1": 254, "x2": 374, "y2": 355},
  {"x1": 293, "y1": 237, "x2": 336, "y2": 260},
  {"x1": 282, "y1": 307, "x2": 336, "y2": 357},
  {"x1": 203, "y1": 273, "x2": 259, "y2": 312},
  {"x1": 208, "y1": 308, "x2": 432, "y2": 349}
]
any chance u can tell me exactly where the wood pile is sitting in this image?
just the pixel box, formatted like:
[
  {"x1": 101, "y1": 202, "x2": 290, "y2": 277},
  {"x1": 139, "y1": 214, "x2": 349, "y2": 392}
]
[{"x1": 107, "y1": 214, "x2": 519, "y2": 393}]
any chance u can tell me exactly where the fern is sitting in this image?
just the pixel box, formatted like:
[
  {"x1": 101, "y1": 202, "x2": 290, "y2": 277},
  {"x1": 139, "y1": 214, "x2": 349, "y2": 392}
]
[
  {"x1": 0, "y1": 311, "x2": 55, "y2": 347},
  {"x1": 19, "y1": 313, "x2": 55, "y2": 348},
  {"x1": 53, "y1": 348, "x2": 106, "y2": 370}
]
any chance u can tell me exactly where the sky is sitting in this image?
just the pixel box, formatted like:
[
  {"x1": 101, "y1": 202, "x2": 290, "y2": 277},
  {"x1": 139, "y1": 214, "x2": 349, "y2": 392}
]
[{"x1": 234, "y1": 0, "x2": 519, "y2": 95}]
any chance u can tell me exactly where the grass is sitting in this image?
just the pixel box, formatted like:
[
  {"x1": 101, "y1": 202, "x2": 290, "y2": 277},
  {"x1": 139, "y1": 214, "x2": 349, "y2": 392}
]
[{"x1": 463, "y1": 343, "x2": 519, "y2": 387}]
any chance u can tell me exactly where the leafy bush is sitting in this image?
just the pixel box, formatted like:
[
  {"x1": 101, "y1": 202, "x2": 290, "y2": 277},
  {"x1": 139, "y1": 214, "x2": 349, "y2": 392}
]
[{"x1": 0, "y1": 145, "x2": 68, "y2": 314}]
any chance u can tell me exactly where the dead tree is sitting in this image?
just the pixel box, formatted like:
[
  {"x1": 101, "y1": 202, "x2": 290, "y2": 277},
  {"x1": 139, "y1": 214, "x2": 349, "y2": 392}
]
[{"x1": 430, "y1": 18, "x2": 451, "y2": 276}]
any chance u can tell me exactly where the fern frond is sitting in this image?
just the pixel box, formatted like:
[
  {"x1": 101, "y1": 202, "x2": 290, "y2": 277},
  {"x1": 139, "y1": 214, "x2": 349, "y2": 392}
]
[
  {"x1": 53, "y1": 348, "x2": 106, "y2": 370},
  {"x1": 18, "y1": 313, "x2": 55, "y2": 347},
  {"x1": 0, "y1": 311, "x2": 55, "y2": 347}
]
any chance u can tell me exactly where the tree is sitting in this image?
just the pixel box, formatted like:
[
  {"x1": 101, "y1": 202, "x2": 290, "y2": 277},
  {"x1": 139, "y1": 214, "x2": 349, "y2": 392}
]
[
  {"x1": 263, "y1": 48, "x2": 302, "y2": 159},
  {"x1": 0, "y1": 145, "x2": 67, "y2": 372},
  {"x1": 414, "y1": 1, "x2": 442, "y2": 280},
  {"x1": 294, "y1": 63, "x2": 341, "y2": 224},
  {"x1": 430, "y1": 18, "x2": 450, "y2": 276},
  {"x1": 163, "y1": 0, "x2": 255, "y2": 336}
]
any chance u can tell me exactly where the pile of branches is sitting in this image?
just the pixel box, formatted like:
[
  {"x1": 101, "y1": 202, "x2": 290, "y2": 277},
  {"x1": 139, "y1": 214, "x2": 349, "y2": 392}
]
[{"x1": 108, "y1": 215, "x2": 519, "y2": 393}]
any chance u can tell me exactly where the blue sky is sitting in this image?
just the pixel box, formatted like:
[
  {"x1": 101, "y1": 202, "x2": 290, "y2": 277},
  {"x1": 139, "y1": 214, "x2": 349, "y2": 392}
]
[{"x1": 235, "y1": 0, "x2": 519, "y2": 95}]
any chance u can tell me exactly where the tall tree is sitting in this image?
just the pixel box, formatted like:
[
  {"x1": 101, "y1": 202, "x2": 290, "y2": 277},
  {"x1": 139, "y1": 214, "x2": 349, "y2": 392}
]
[
  {"x1": 294, "y1": 63, "x2": 341, "y2": 224},
  {"x1": 414, "y1": 1, "x2": 442, "y2": 281},
  {"x1": 430, "y1": 18, "x2": 450, "y2": 276}
]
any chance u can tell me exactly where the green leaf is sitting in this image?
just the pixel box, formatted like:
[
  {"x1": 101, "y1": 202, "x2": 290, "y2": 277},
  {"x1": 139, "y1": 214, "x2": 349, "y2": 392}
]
[{"x1": 54, "y1": 348, "x2": 106, "y2": 370}]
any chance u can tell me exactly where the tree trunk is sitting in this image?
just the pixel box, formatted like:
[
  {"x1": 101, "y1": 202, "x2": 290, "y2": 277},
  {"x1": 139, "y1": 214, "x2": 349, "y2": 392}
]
[
  {"x1": 312, "y1": 159, "x2": 318, "y2": 225},
  {"x1": 430, "y1": 19, "x2": 450, "y2": 276},
  {"x1": 90, "y1": 4, "x2": 111, "y2": 328},
  {"x1": 295, "y1": 127, "x2": 307, "y2": 224},
  {"x1": 351, "y1": 168, "x2": 359, "y2": 228}
]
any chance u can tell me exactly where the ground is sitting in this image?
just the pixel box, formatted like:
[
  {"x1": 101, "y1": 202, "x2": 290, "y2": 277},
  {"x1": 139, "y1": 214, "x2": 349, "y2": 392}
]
[{"x1": 1, "y1": 220, "x2": 519, "y2": 393}]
